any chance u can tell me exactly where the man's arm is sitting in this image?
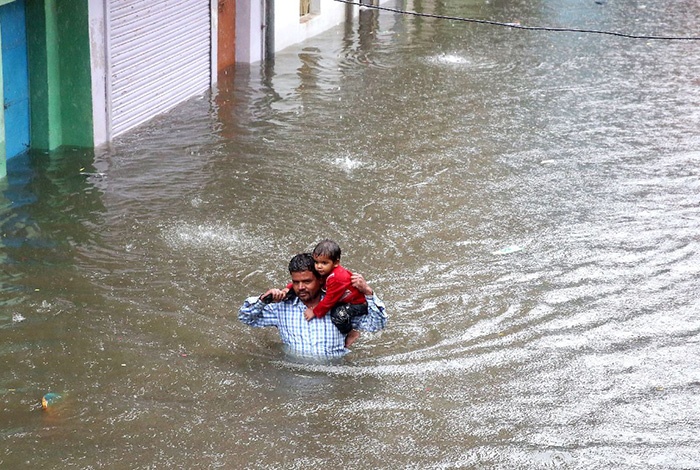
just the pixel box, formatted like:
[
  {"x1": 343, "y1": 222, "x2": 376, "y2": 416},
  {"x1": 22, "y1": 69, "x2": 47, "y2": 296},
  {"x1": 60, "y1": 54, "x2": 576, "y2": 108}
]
[
  {"x1": 238, "y1": 296, "x2": 279, "y2": 327},
  {"x1": 350, "y1": 274, "x2": 387, "y2": 333},
  {"x1": 352, "y1": 294, "x2": 387, "y2": 332}
]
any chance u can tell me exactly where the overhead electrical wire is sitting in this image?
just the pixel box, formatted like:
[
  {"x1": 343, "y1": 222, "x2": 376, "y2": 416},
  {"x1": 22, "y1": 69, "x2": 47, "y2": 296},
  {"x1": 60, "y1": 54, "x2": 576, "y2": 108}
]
[{"x1": 334, "y1": 0, "x2": 700, "y2": 41}]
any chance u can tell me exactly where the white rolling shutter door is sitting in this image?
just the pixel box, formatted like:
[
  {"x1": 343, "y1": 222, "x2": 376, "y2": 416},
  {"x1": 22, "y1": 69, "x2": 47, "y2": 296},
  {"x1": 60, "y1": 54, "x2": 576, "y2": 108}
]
[{"x1": 110, "y1": 0, "x2": 210, "y2": 137}]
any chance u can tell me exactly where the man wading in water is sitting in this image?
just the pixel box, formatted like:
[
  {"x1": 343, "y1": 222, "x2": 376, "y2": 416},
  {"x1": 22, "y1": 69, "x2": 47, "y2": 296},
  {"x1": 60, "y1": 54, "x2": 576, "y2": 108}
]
[{"x1": 238, "y1": 253, "x2": 387, "y2": 358}]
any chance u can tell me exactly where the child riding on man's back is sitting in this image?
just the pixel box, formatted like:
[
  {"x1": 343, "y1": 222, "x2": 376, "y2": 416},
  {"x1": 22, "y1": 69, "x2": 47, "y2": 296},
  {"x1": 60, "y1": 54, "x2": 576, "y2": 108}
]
[{"x1": 302, "y1": 239, "x2": 368, "y2": 347}]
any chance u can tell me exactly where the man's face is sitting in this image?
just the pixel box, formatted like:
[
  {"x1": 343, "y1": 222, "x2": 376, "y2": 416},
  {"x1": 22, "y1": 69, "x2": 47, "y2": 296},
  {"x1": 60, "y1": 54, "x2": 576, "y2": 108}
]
[{"x1": 290, "y1": 269, "x2": 321, "y2": 302}]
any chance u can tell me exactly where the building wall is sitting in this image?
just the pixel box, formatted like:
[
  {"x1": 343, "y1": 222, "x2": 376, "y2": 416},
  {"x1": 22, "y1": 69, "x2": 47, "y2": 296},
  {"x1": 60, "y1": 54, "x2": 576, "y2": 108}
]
[
  {"x1": 87, "y1": 0, "x2": 107, "y2": 147},
  {"x1": 235, "y1": 0, "x2": 263, "y2": 64},
  {"x1": 235, "y1": 0, "x2": 387, "y2": 64},
  {"x1": 218, "y1": 0, "x2": 236, "y2": 73},
  {"x1": 1, "y1": 0, "x2": 31, "y2": 177},
  {"x1": 1, "y1": 0, "x2": 386, "y2": 176},
  {"x1": 26, "y1": 0, "x2": 93, "y2": 150},
  {"x1": 87, "y1": 0, "x2": 218, "y2": 147},
  {"x1": 0, "y1": 36, "x2": 4, "y2": 178},
  {"x1": 274, "y1": 0, "x2": 353, "y2": 54}
]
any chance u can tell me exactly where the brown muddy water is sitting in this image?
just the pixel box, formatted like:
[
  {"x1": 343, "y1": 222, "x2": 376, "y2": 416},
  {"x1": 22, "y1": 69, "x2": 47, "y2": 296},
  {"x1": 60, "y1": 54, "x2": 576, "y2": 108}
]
[{"x1": 2, "y1": 0, "x2": 700, "y2": 468}]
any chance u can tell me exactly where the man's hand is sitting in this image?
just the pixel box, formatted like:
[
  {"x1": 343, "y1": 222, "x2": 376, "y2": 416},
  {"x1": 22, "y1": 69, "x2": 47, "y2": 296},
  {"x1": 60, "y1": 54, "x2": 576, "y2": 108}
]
[
  {"x1": 303, "y1": 307, "x2": 315, "y2": 321},
  {"x1": 351, "y1": 273, "x2": 373, "y2": 296}
]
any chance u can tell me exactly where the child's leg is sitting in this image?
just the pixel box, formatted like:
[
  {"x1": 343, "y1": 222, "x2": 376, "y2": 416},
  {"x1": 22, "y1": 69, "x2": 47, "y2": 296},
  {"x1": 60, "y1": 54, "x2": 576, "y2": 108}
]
[
  {"x1": 331, "y1": 303, "x2": 368, "y2": 347},
  {"x1": 345, "y1": 329, "x2": 360, "y2": 348}
]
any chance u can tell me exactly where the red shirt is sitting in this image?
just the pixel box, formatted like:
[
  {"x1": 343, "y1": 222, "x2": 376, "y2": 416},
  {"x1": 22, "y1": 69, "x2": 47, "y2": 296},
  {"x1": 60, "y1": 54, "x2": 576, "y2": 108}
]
[
  {"x1": 313, "y1": 265, "x2": 366, "y2": 318},
  {"x1": 287, "y1": 265, "x2": 366, "y2": 318}
]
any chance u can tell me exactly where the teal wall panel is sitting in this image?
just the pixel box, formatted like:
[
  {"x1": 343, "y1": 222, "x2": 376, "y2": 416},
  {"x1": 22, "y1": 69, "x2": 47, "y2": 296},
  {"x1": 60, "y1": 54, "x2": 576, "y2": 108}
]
[{"x1": 1, "y1": 0, "x2": 30, "y2": 159}]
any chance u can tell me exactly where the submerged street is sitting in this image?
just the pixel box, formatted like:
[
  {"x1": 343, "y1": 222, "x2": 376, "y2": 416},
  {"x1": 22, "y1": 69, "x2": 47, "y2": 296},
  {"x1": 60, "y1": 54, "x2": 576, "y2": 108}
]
[{"x1": 2, "y1": 0, "x2": 699, "y2": 467}]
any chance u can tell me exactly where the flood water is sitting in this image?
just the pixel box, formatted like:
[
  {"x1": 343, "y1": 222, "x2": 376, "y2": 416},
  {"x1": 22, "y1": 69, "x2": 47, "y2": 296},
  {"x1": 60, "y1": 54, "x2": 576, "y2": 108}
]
[{"x1": 2, "y1": 0, "x2": 700, "y2": 468}]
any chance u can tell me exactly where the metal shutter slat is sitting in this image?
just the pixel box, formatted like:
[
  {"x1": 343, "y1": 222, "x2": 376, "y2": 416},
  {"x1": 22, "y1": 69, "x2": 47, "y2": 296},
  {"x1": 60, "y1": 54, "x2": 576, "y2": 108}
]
[{"x1": 109, "y1": 0, "x2": 210, "y2": 137}]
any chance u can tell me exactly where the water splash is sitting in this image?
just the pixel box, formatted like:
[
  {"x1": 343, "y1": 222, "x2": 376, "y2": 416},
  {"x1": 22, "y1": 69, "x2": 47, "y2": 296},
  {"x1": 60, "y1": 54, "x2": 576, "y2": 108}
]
[
  {"x1": 428, "y1": 53, "x2": 470, "y2": 66},
  {"x1": 332, "y1": 155, "x2": 363, "y2": 171},
  {"x1": 161, "y1": 222, "x2": 270, "y2": 257}
]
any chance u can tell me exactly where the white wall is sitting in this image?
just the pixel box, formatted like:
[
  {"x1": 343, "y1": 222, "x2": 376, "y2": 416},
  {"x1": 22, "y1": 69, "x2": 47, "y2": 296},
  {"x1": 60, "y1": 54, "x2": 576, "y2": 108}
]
[
  {"x1": 235, "y1": 0, "x2": 264, "y2": 63},
  {"x1": 274, "y1": 1, "x2": 354, "y2": 53},
  {"x1": 87, "y1": 0, "x2": 108, "y2": 146},
  {"x1": 236, "y1": 1, "x2": 395, "y2": 64}
]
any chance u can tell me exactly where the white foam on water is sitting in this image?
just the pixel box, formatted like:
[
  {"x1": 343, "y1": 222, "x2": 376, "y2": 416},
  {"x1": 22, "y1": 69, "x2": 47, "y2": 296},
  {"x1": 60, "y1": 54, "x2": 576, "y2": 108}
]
[
  {"x1": 272, "y1": 344, "x2": 532, "y2": 379},
  {"x1": 190, "y1": 196, "x2": 204, "y2": 208},
  {"x1": 429, "y1": 53, "x2": 470, "y2": 66},
  {"x1": 332, "y1": 155, "x2": 363, "y2": 171},
  {"x1": 162, "y1": 221, "x2": 269, "y2": 257}
]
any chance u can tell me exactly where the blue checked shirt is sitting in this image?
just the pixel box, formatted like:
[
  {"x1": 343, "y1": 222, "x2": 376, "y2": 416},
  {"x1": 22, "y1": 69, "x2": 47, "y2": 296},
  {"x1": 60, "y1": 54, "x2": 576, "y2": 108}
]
[{"x1": 238, "y1": 294, "x2": 387, "y2": 358}]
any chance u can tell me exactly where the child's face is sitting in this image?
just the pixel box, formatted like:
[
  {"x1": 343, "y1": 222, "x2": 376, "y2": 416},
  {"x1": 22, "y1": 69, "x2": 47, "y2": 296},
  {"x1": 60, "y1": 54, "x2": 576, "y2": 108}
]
[{"x1": 313, "y1": 255, "x2": 339, "y2": 277}]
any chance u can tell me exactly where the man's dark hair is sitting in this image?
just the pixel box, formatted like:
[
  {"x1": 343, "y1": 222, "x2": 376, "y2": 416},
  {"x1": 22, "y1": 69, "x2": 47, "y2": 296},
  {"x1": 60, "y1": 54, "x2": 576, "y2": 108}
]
[
  {"x1": 288, "y1": 253, "x2": 321, "y2": 277},
  {"x1": 312, "y1": 239, "x2": 341, "y2": 262}
]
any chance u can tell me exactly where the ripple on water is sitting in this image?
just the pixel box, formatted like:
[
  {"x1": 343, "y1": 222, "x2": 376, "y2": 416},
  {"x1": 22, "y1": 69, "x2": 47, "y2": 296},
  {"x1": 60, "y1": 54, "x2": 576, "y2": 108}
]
[{"x1": 337, "y1": 50, "x2": 392, "y2": 70}]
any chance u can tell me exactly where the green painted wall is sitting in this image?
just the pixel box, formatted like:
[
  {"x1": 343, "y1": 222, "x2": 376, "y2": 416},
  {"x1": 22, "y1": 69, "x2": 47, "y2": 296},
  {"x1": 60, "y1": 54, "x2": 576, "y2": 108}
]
[
  {"x1": 56, "y1": 0, "x2": 93, "y2": 146},
  {"x1": 26, "y1": 0, "x2": 59, "y2": 149},
  {"x1": 27, "y1": 0, "x2": 93, "y2": 151}
]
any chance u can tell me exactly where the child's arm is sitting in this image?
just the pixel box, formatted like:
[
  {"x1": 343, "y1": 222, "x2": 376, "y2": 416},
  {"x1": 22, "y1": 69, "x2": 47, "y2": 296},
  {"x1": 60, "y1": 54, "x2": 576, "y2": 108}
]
[{"x1": 257, "y1": 283, "x2": 295, "y2": 303}]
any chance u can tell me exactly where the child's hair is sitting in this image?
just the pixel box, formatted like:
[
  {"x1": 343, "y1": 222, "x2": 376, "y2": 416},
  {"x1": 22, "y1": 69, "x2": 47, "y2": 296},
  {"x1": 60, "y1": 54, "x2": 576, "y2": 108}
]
[{"x1": 313, "y1": 239, "x2": 341, "y2": 262}]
